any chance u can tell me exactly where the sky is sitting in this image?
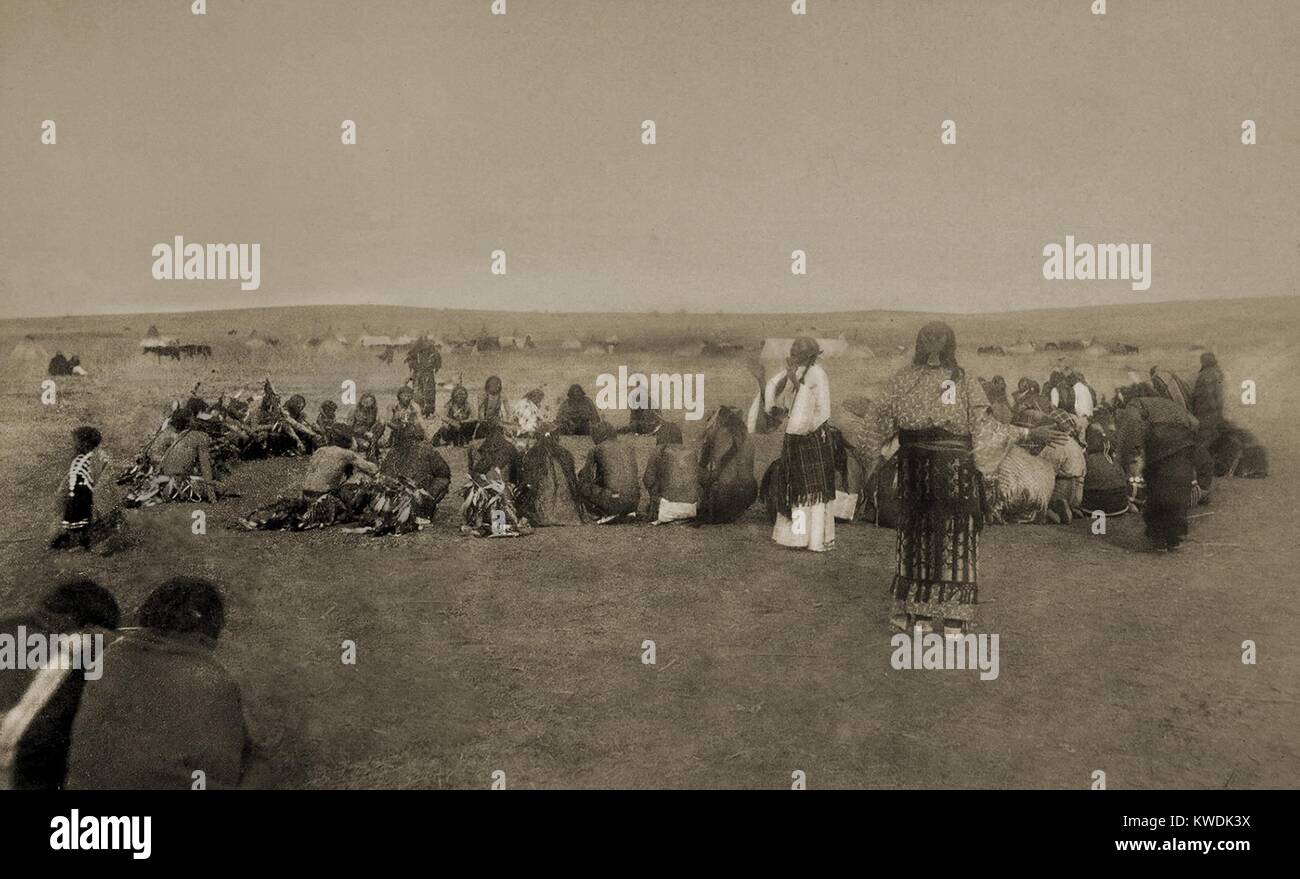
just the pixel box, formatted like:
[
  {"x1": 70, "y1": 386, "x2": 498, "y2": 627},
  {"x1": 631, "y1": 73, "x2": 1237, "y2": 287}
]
[{"x1": 1, "y1": 0, "x2": 1296, "y2": 318}]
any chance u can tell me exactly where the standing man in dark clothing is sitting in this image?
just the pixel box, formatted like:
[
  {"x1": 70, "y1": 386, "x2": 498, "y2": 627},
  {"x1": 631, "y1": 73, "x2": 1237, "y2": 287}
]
[
  {"x1": 1190, "y1": 352, "x2": 1225, "y2": 503},
  {"x1": 405, "y1": 336, "x2": 442, "y2": 413}
]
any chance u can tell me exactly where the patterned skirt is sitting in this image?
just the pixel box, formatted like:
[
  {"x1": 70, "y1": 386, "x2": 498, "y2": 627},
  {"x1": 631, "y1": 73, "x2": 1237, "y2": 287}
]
[{"x1": 892, "y1": 429, "x2": 984, "y2": 627}]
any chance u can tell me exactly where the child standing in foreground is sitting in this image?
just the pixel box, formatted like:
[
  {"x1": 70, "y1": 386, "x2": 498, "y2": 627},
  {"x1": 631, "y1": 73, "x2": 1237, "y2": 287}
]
[{"x1": 50, "y1": 426, "x2": 110, "y2": 550}]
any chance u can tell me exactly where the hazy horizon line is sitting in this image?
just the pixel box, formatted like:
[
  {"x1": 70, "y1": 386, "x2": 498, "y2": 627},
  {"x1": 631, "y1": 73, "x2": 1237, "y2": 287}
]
[{"x1": 2, "y1": 291, "x2": 1294, "y2": 325}]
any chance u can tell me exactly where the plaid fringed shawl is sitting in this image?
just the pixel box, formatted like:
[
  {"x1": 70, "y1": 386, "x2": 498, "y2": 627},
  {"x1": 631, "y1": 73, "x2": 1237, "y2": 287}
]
[{"x1": 779, "y1": 424, "x2": 837, "y2": 515}]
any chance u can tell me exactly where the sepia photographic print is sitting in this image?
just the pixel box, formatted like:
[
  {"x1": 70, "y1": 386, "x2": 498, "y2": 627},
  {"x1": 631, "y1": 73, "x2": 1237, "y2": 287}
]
[{"x1": 0, "y1": 0, "x2": 1294, "y2": 861}]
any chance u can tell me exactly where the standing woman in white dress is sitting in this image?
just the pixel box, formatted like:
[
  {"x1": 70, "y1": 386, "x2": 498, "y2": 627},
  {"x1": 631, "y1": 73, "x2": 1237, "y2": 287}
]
[{"x1": 767, "y1": 337, "x2": 837, "y2": 552}]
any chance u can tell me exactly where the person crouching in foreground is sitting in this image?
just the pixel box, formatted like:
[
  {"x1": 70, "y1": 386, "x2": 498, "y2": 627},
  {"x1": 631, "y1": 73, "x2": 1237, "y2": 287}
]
[{"x1": 65, "y1": 577, "x2": 261, "y2": 789}]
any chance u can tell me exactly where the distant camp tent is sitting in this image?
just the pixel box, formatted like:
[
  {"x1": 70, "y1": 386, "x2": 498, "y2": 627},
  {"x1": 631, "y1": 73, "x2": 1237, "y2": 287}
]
[
  {"x1": 673, "y1": 341, "x2": 706, "y2": 357},
  {"x1": 7, "y1": 335, "x2": 51, "y2": 365},
  {"x1": 701, "y1": 339, "x2": 747, "y2": 356},
  {"x1": 245, "y1": 332, "x2": 267, "y2": 349},
  {"x1": 1005, "y1": 341, "x2": 1037, "y2": 355},
  {"x1": 144, "y1": 325, "x2": 160, "y2": 339},
  {"x1": 760, "y1": 336, "x2": 851, "y2": 361},
  {"x1": 583, "y1": 344, "x2": 607, "y2": 355},
  {"x1": 476, "y1": 336, "x2": 502, "y2": 352},
  {"x1": 360, "y1": 335, "x2": 394, "y2": 348},
  {"x1": 561, "y1": 338, "x2": 583, "y2": 351},
  {"x1": 301, "y1": 327, "x2": 347, "y2": 354},
  {"x1": 140, "y1": 333, "x2": 177, "y2": 350}
]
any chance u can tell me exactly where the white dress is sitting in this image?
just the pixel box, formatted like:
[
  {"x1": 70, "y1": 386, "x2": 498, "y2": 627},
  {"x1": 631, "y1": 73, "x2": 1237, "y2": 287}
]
[
  {"x1": 768, "y1": 364, "x2": 836, "y2": 552},
  {"x1": 1072, "y1": 381, "x2": 1095, "y2": 418}
]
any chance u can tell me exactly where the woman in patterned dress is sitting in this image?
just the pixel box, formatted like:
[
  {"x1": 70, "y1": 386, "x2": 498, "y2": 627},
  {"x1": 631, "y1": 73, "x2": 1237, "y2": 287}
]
[{"x1": 857, "y1": 322, "x2": 1064, "y2": 634}]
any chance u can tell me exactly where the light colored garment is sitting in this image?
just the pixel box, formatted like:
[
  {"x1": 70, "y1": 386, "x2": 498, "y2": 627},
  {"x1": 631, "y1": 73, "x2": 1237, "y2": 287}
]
[
  {"x1": 510, "y1": 398, "x2": 541, "y2": 435},
  {"x1": 990, "y1": 445, "x2": 1055, "y2": 522},
  {"x1": 829, "y1": 490, "x2": 858, "y2": 521},
  {"x1": 65, "y1": 449, "x2": 109, "y2": 492},
  {"x1": 655, "y1": 499, "x2": 697, "y2": 523},
  {"x1": 301, "y1": 446, "x2": 378, "y2": 494},
  {"x1": 772, "y1": 503, "x2": 835, "y2": 551},
  {"x1": 765, "y1": 364, "x2": 831, "y2": 435},
  {"x1": 1072, "y1": 381, "x2": 1095, "y2": 417},
  {"x1": 1039, "y1": 435, "x2": 1086, "y2": 479},
  {"x1": 0, "y1": 657, "x2": 72, "y2": 790}
]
